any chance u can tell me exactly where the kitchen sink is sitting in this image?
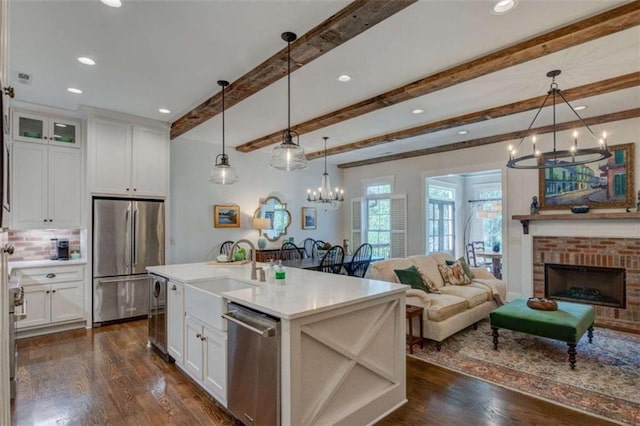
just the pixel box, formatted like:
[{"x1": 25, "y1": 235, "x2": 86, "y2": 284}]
[{"x1": 185, "y1": 278, "x2": 257, "y2": 330}]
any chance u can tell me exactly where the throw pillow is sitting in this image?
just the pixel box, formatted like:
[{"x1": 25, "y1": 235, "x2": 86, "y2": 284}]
[
  {"x1": 416, "y1": 267, "x2": 441, "y2": 293},
  {"x1": 446, "y1": 256, "x2": 474, "y2": 279},
  {"x1": 394, "y1": 265, "x2": 432, "y2": 293},
  {"x1": 438, "y1": 261, "x2": 472, "y2": 286}
]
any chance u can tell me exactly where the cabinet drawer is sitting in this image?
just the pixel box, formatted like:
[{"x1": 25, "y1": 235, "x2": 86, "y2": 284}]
[{"x1": 14, "y1": 265, "x2": 84, "y2": 284}]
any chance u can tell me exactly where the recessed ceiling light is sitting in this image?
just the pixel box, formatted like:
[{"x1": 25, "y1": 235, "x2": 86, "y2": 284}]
[
  {"x1": 158, "y1": 108, "x2": 171, "y2": 114},
  {"x1": 458, "y1": 130, "x2": 469, "y2": 135},
  {"x1": 78, "y1": 57, "x2": 96, "y2": 66},
  {"x1": 412, "y1": 109, "x2": 424, "y2": 114},
  {"x1": 337, "y1": 74, "x2": 351, "y2": 82},
  {"x1": 574, "y1": 105, "x2": 588, "y2": 111},
  {"x1": 100, "y1": 0, "x2": 122, "y2": 7},
  {"x1": 67, "y1": 87, "x2": 82, "y2": 94},
  {"x1": 491, "y1": 0, "x2": 517, "y2": 14}
]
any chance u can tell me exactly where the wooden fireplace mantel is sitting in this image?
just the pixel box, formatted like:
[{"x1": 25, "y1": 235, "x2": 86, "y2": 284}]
[{"x1": 512, "y1": 212, "x2": 640, "y2": 234}]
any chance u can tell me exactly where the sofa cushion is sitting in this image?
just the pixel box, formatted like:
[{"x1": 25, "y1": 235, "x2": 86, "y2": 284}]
[
  {"x1": 367, "y1": 258, "x2": 414, "y2": 283},
  {"x1": 446, "y1": 256, "x2": 474, "y2": 279},
  {"x1": 416, "y1": 268, "x2": 441, "y2": 293},
  {"x1": 394, "y1": 265, "x2": 433, "y2": 294},
  {"x1": 439, "y1": 285, "x2": 488, "y2": 309},
  {"x1": 426, "y1": 294, "x2": 468, "y2": 322},
  {"x1": 408, "y1": 255, "x2": 446, "y2": 288},
  {"x1": 438, "y1": 262, "x2": 472, "y2": 286}
]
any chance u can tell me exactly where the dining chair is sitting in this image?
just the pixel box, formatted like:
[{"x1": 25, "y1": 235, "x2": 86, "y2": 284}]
[
  {"x1": 465, "y1": 243, "x2": 477, "y2": 267},
  {"x1": 471, "y1": 241, "x2": 492, "y2": 271},
  {"x1": 220, "y1": 240, "x2": 234, "y2": 255},
  {"x1": 280, "y1": 241, "x2": 304, "y2": 261},
  {"x1": 312, "y1": 240, "x2": 326, "y2": 258},
  {"x1": 346, "y1": 243, "x2": 372, "y2": 278},
  {"x1": 303, "y1": 238, "x2": 316, "y2": 258},
  {"x1": 318, "y1": 245, "x2": 344, "y2": 274}
]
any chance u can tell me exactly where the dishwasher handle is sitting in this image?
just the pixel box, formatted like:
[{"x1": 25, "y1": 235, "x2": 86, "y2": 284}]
[{"x1": 222, "y1": 312, "x2": 277, "y2": 338}]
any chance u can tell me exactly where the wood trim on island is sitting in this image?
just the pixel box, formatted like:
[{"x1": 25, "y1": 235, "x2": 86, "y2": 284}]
[{"x1": 512, "y1": 212, "x2": 640, "y2": 234}]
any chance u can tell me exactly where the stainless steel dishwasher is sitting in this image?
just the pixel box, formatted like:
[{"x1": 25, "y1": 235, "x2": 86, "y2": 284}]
[{"x1": 223, "y1": 302, "x2": 280, "y2": 426}]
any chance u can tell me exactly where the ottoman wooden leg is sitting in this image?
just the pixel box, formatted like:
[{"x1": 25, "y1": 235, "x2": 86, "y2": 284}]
[
  {"x1": 567, "y1": 344, "x2": 577, "y2": 370},
  {"x1": 435, "y1": 342, "x2": 442, "y2": 352},
  {"x1": 588, "y1": 326, "x2": 594, "y2": 344},
  {"x1": 492, "y1": 327, "x2": 499, "y2": 350}
]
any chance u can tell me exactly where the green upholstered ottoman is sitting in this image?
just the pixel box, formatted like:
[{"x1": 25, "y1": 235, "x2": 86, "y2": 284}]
[{"x1": 489, "y1": 297, "x2": 595, "y2": 369}]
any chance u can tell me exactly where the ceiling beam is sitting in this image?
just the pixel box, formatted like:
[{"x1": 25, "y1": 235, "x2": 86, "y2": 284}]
[
  {"x1": 306, "y1": 72, "x2": 640, "y2": 160},
  {"x1": 337, "y1": 108, "x2": 640, "y2": 169},
  {"x1": 236, "y1": 1, "x2": 640, "y2": 153},
  {"x1": 169, "y1": 0, "x2": 417, "y2": 140}
]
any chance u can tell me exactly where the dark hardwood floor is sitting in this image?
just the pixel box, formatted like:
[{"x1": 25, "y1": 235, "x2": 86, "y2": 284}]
[{"x1": 11, "y1": 320, "x2": 615, "y2": 425}]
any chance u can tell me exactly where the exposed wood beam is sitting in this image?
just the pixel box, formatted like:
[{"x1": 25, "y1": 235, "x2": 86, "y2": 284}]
[
  {"x1": 170, "y1": 0, "x2": 417, "y2": 140},
  {"x1": 337, "y1": 108, "x2": 640, "y2": 168},
  {"x1": 236, "y1": 1, "x2": 640, "y2": 152},
  {"x1": 306, "y1": 72, "x2": 640, "y2": 160}
]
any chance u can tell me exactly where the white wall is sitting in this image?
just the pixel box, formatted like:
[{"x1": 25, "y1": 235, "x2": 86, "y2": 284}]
[
  {"x1": 341, "y1": 117, "x2": 640, "y2": 298},
  {"x1": 169, "y1": 138, "x2": 343, "y2": 263}
]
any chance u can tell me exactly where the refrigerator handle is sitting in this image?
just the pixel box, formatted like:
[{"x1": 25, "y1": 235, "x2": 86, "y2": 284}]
[
  {"x1": 133, "y1": 206, "x2": 138, "y2": 266},
  {"x1": 125, "y1": 207, "x2": 131, "y2": 270}
]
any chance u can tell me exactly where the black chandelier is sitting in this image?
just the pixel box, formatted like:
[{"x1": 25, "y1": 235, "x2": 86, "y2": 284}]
[{"x1": 506, "y1": 70, "x2": 611, "y2": 170}]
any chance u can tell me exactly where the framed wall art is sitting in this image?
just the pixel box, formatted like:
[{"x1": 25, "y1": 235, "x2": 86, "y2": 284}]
[
  {"x1": 214, "y1": 204, "x2": 240, "y2": 228},
  {"x1": 302, "y1": 207, "x2": 317, "y2": 230},
  {"x1": 538, "y1": 142, "x2": 635, "y2": 210}
]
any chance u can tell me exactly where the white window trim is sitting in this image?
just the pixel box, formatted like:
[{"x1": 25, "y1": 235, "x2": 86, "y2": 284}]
[{"x1": 361, "y1": 175, "x2": 395, "y2": 199}]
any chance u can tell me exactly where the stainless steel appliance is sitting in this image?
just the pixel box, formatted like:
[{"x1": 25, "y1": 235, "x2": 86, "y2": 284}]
[
  {"x1": 148, "y1": 274, "x2": 171, "y2": 361},
  {"x1": 92, "y1": 198, "x2": 164, "y2": 325},
  {"x1": 223, "y1": 303, "x2": 280, "y2": 426},
  {"x1": 8, "y1": 278, "x2": 24, "y2": 400},
  {"x1": 56, "y1": 239, "x2": 69, "y2": 260}
]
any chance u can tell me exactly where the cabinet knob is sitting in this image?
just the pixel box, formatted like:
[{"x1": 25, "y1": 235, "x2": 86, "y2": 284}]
[
  {"x1": 46, "y1": 290, "x2": 50, "y2": 294},
  {"x1": 133, "y1": 188, "x2": 137, "y2": 191},
  {"x1": 52, "y1": 290, "x2": 56, "y2": 293},
  {"x1": 200, "y1": 336, "x2": 207, "y2": 341},
  {"x1": 196, "y1": 333, "x2": 202, "y2": 339},
  {"x1": 43, "y1": 219, "x2": 47, "y2": 222},
  {"x1": 46, "y1": 273, "x2": 56, "y2": 278},
  {"x1": 126, "y1": 188, "x2": 130, "y2": 191},
  {"x1": 171, "y1": 285, "x2": 176, "y2": 291}
]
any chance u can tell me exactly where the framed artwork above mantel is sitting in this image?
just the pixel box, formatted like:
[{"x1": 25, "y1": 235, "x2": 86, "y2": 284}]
[{"x1": 538, "y1": 142, "x2": 635, "y2": 210}]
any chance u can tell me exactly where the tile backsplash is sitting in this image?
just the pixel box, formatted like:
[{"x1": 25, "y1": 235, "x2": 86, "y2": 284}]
[{"x1": 9, "y1": 229, "x2": 81, "y2": 261}]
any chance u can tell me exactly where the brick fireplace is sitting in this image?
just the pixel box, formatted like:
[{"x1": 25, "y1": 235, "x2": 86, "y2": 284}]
[{"x1": 533, "y1": 236, "x2": 640, "y2": 333}]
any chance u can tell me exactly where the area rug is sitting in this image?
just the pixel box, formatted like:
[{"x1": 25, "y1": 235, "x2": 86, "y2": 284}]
[{"x1": 409, "y1": 320, "x2": 640, "y2": 425}]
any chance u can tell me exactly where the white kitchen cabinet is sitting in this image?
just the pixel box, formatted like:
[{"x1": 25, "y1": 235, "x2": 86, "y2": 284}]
[
  {"x1": 90, "y1": 118, "x2": 168, "y2": 197},
  {"x1": 167, "y1": 281, "x2": 184, "y2": 365},
  {"x1": 12, "y1": 142, "x2": 81, "y2": 229},
  {"x1": 183, "y1": 315, "x2": 227, "y2": 406},
  {"x1": 14, "y1": 265, "x2": 85, "y2": 332},
  {"x1": 12, "y1": 109, "x2": 80, "y2": 148}
]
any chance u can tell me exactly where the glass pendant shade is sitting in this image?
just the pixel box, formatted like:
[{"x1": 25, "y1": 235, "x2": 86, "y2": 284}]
[
  {"x1": 210, "y1": 79, "x2": 239, "y2": 184},
  {"x1": 209, "y1": 154, "x2": 239, "y2": 184}
]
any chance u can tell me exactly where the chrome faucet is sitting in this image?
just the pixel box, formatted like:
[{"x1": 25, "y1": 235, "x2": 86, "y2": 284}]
[{"x1": 228, "y1": 239, "x2": 260, "y2": 280}]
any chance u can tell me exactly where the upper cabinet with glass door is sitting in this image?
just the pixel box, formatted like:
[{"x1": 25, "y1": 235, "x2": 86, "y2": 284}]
[{"x1": 12, "y1": 110, "x2": 80, "y2": 148}]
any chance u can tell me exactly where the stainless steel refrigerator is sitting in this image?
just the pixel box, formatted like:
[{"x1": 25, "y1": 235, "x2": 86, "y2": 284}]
[{"x1": 92, "y1": 198, "x2": 165, "y2": 325}]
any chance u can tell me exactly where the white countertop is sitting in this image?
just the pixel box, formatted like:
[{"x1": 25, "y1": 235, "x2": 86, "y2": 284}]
[
  {"x1": 147, "y1": 262, "x2": 407, "y2": 320},
  {"x1": 9, "y1": 258, "x2": 87, "y2": 273}
]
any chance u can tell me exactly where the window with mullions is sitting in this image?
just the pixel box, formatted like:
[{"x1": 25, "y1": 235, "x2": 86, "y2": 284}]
[
  {"x1": 427, "y1": 185, "x2": 455, "y2": 255},
  {"x1": 364, "y1": 181, "x2": 392, "y2": 259},
  {"x1": 478, "y1": 189, "x2": 502, "y2": 251}
]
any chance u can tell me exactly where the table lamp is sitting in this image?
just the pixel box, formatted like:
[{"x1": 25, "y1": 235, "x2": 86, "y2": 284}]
[{"x1": 252, "y1": 218, "x2": 272, "y2": 249}]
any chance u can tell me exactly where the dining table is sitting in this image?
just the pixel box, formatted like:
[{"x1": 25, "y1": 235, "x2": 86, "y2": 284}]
[
  {"x1": 475, "y1": 251, "x2": 502, "y2": 279},
  {"x1": 281, "y1": 255, "x2": 383, "y2": 274}
]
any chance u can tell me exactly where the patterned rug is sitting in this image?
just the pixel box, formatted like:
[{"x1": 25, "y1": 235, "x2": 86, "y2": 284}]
[{"x1": 409, "y1": 320, "x2": 640, "y2": 425}]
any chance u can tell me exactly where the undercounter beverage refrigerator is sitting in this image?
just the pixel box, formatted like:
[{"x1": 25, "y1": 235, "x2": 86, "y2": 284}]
[{"x1": 92, "y1": 198, "x2": 165, "y2": 325}]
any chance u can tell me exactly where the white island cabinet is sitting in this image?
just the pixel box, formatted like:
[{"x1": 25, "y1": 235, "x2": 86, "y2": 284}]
[{"x1": 147, "y1": 262, "x2": 407, "y2": 426}]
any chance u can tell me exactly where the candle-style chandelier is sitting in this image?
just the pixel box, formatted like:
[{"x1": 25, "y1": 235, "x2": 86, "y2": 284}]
[
  {"x1": 306, "y1": 137, "x2": 344, "y2": 210},
  {"x1": 506, "y1": 70, "x2": 612, "y2": 169}
]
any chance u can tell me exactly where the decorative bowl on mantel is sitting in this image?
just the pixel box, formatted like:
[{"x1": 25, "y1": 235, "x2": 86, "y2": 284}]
[{"x1": 571, "y1": 205, "x2": 590, "y2": 214}]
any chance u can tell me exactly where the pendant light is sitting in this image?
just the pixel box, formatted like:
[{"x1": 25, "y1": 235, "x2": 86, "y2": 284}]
[
  {"x1": 306, "y1": 137, "x2": 344, "y2": 210},
  {"x1": 209, "y1": 80, "x2": 239, "y2": 184},
  {"x1": 506, "y1": 70, "x2": 611, "y2": 169},
  {"x1": 269, "y1": 31, "x2": 308, "y2": 171}
]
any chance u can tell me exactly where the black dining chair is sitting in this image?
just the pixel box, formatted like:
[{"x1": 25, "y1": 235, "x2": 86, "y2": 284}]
[
  {"x1": 312, "y1": 240, "x2": 326, "y2": 259},
  {"x1": 466, "y1": 243, "x2": 477, "y2": 267},
  {"x1": 220, "y1": 240, "x2": 234, "y2": 256},
  {"x1": 346, "y1": 243, "x2": 372, "y2": 278},
  {"x1": 280, "y1": 241, "x2": 304, "y2": 261},
  {"x1": 303, "y1": 238, "x2": 316, "y2": 258},
  {"x1": 471, "y1": 241, "x2": 493, "y2": 272},
  {"x1": 318, "y1": 246, "x2": 344, "y2": 274}
]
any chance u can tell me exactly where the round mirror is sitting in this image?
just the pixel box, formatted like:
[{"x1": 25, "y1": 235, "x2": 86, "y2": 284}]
[{"x1": 253, "y1": 196, "x2": 291, "y2": 242}]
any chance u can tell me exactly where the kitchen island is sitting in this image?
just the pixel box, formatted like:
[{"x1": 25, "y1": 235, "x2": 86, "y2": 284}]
[{"x1": 147, "y1": 261, "x2": 407, "y2": 426}]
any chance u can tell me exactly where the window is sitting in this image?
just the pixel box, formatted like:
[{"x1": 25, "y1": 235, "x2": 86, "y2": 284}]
[
  {"x1": 364, "y1": 181, "x2": 392, "y2": 259},
  {"x1": 427, "y1": 185, "x2": 455, "y2": 255}
]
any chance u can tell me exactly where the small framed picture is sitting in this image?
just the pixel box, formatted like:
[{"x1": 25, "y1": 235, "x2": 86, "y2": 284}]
[
  {"x1": 302, "y1": 207, "x2": 317, "y2": 230},
  {"x1": 214, "y1": 205, "x2": 240, "y2": 228}
]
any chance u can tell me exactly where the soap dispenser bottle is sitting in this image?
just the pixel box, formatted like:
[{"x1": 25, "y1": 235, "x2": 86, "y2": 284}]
[{"x1": 275, "y1": 260, "x2": 286, "y2": 285}]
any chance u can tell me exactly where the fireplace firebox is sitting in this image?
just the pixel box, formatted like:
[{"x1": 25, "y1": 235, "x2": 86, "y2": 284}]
[{"x1": 544, "y1": 263, "x2": 626, "y2": 309}]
